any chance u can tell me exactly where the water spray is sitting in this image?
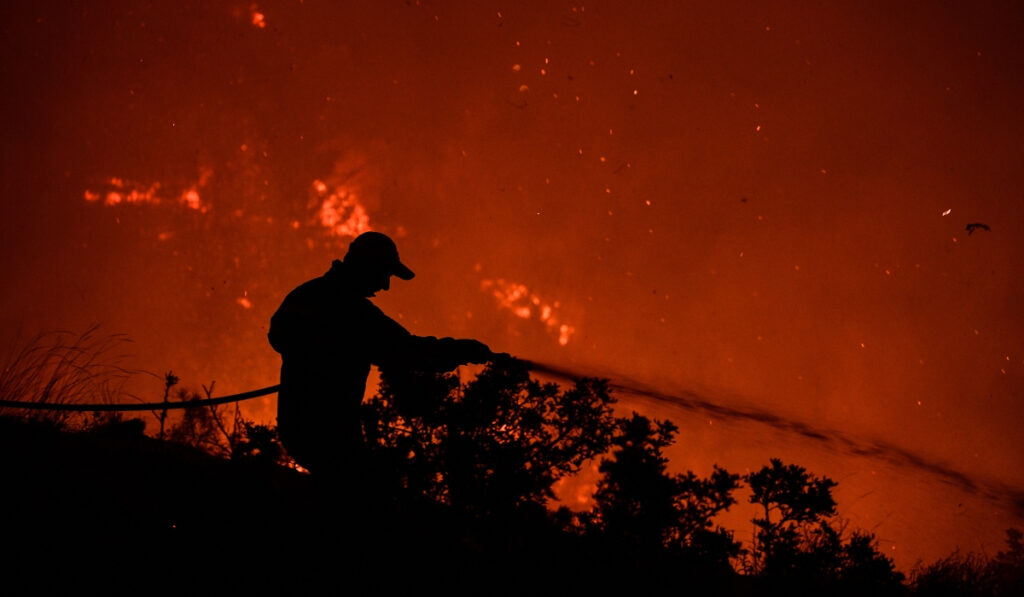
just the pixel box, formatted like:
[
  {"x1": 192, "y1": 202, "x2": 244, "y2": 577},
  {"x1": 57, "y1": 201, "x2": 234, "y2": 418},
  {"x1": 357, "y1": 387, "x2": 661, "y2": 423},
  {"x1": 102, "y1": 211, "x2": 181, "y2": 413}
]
[
  {"x1": 522, "y1": 358, "x2": 1024, "y2": 519},
  {"x1": 3, "y1": 354, "x2": 1021, "y2": 517}
]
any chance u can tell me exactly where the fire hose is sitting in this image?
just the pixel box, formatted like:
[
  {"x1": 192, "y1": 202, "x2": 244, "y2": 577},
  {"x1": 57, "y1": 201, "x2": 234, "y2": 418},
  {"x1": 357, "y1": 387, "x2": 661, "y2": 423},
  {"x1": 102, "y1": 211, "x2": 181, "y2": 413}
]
[{"x1": 0, "y1": 359, "x2": 579, "y2": 412}]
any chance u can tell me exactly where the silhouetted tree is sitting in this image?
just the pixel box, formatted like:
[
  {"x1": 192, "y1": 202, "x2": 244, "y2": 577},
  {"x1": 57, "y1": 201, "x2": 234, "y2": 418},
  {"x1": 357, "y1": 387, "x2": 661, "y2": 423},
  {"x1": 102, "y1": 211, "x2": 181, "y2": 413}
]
[
  {"x1": 746, "y1": 458, "x2": 839, "y2": 578},
  {"x1": 745, "y1": 458, "x2": 903, "y2": 593},
  {"x1": 672, "y1": 467, "x2": 745, "y2": 571},
  {"x1": 585, "y1": 413, "x2": 742, "y2": 576},
  {"x1": 989, "y1": 528, "x2": 1024, "y2": 595},
  {"x1": 589, "y1": 414, "x2": 682, "y2": 549}
]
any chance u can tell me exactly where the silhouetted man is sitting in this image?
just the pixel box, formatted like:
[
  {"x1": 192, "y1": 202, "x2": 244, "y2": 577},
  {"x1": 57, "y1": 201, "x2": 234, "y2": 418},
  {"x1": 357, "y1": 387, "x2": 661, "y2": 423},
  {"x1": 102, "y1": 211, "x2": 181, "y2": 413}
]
[{"x1": 268, "y1": 231, "x2": 492, "y2": 482}]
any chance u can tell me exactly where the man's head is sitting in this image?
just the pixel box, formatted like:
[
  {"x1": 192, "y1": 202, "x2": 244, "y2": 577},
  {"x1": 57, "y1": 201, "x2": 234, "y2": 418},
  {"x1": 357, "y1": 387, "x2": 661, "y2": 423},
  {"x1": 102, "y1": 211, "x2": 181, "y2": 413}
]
[{"x1": 343, "y1": 231, "x2": 414, "y2": 296}]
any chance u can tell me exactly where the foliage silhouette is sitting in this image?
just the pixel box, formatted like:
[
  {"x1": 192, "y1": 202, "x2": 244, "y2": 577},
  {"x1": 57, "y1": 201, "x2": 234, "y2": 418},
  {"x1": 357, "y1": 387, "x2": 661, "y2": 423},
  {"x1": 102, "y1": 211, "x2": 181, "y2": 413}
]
[
  {"x1": 910, "y1": 528, "x2": 1024, "y2": 596},
  {"x1": 746, "y1": 457, "x2": 839, "y2": 576},
  {"x1": 840, "y1": 530, "x2": 906, "y2": 592},
  {"x1": 580, "y1": 412, "x2": 742, "y2": 584},
  {"x1": 744, "y1": 458, "x2": 904, "y2": 592},
  {"x1": 231, "y1": 419, "x2": 285, "y2": 467},
  {"x1": 166, "y1": 387, "x2": 228, "y2": 456},
  {"x1": 911, "y1": 549, "x2": 992, "y2": 596},
  {"x1": 990, "y1": 528, "x2": 1024, "y2": 595},
  {"x1": 363, "y1": 357, "x2": 617, "y2": 517},
  {"x1": 3, "y1": 338, "x2": 1021, "y2": 593}
]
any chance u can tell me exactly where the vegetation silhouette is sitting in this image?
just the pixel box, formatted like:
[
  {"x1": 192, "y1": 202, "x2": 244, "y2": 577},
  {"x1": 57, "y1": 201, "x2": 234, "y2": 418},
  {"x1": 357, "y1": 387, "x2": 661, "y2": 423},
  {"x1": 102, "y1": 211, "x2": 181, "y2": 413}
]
[
  {"x1": 575, "y1": 413, "x2": 743, "y2": 590},
  {"x1": 910, "y1": 528, "x2": 1024, "y2": 596},
  {"x1": 744, "y1": 458, "x2": 904, "y2": 593},
  {"x1": 1, "y1": 328, "x2": 1021, "y2": 593}
]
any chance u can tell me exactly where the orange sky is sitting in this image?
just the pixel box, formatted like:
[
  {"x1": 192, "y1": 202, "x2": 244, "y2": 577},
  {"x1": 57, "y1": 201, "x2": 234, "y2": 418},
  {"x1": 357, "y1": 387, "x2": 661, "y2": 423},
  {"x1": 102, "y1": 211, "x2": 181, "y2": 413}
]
[{"x1": 1, "y1": 0, "x2": 1021, "y2": 569}]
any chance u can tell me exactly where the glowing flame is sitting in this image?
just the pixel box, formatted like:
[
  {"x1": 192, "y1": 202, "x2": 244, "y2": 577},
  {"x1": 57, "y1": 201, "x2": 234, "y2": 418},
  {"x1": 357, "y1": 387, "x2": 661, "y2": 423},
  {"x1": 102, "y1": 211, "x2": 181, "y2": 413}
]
[
  {"x1": 181, "y1": 188, "x2": 202, "y2": 210},
  {"x1": 311, "y1": 179, "x2": 371, "y2": 238},
  {"x1": 83, "y1": 168, "x2": 213, "y2": 213},
  {"x1": 558, "y1": 324, "x2": 573, "y2": 346},
  {"x1": 481, "y1": 278, "x2": 576, "y2": 346},
  {"x1": 84, "y1": 178, "x2": 162, "y2": 206}
]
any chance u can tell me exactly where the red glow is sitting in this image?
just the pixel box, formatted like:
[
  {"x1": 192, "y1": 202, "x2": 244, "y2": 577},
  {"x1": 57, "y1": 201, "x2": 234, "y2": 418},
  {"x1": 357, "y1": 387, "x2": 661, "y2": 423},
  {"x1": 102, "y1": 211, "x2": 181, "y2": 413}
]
[
  {"x1": 250, "y1": 5, "x2": 266, "y2": 29},
  {"x1": 2, "y1": 1, "x2": 1022, "y2": 572}
]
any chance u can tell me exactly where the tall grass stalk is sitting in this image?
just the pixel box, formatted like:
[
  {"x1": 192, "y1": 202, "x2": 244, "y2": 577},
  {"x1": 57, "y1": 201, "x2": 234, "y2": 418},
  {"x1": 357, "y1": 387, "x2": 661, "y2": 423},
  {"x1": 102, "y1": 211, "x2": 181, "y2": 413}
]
[{"x1": 0, "y1": 325, "x2": 149, "y2": 427}]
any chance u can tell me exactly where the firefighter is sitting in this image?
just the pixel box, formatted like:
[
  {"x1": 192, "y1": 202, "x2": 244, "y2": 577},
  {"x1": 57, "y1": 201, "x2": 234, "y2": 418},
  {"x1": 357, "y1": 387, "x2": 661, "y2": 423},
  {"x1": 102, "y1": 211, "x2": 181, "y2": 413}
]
[{"x1": 268, "y1": 231, "x2": 493, "y2": 481}]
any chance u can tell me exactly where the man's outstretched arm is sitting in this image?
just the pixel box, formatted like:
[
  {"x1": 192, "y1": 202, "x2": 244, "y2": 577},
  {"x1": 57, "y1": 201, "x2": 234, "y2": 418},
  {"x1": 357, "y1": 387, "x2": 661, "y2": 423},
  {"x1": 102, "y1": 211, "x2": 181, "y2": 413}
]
[{"x1": 367, "y1": 307, "x2": 494, "y2": 373}]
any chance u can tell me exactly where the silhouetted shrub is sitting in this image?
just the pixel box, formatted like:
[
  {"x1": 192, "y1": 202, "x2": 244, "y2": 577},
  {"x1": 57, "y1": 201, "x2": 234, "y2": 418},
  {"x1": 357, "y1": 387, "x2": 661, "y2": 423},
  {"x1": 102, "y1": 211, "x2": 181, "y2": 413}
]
[
  {"x1": 231, "y1": 420, "x2": 285, "y2": 467},
  {"x1": 363, "y1": 358, "x2": 618, "y2": 516},
  {"x1": 166, "y1": 388, "x2": 229, "y2": 456},
  {"x1": 911, "y1": 549, "x2": 992, "y2": 596}
]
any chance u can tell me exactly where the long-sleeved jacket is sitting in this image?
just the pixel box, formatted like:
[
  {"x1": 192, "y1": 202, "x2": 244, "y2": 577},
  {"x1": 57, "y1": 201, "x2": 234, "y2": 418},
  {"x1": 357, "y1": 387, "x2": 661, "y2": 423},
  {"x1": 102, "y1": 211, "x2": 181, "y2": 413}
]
[{"x1": 268, "y1": 260, "x2": 474, "y2": 470}]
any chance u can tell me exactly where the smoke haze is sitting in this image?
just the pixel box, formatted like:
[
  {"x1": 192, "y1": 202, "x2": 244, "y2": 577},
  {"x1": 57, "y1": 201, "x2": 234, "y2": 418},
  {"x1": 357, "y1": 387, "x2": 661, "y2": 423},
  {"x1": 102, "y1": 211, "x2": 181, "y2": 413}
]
[{"x1": 1, "y1": 0, "x2": 1022, "y2": 568}]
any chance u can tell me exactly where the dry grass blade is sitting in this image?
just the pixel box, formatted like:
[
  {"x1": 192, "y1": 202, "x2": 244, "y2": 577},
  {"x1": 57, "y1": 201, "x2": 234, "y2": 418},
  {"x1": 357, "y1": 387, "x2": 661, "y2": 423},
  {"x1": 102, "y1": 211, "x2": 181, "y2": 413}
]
[{"x1": 0, "y1": 325, "x2": 152, "y2": 427}]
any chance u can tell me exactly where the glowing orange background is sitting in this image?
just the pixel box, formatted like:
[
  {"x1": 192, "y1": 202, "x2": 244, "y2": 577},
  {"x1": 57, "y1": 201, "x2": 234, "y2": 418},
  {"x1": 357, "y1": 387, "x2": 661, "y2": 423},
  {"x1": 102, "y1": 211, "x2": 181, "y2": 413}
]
[{"x1": 1, "y1": 1, "x2": 1021, "y2": 569}]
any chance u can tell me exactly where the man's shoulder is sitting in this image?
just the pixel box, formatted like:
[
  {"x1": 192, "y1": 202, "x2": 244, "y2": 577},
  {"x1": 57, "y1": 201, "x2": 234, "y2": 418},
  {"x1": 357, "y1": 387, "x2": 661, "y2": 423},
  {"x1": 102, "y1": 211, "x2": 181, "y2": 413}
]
[
  {"x1": 283, "y1": 273, "x2": 346, "y2": 302},
  {"x1": 280, "y1": 274, "x2": 382, "y2": 314},
  {"x1": 288, "y1": 274, "x2": 330, "y2": 296}
]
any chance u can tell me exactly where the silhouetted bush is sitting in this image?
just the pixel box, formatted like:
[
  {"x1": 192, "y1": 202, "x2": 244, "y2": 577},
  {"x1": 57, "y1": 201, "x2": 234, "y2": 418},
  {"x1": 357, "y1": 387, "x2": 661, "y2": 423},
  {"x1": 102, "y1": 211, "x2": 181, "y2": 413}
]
[
  {"x1": 231, "y1": 420, "x2": 285, "y2": 467},
  {"x1": 3, "y1": 344, "x2": 1021, "y2": 593},
  {"x1": 363, "y1": 358, "x2": 617, "y2": 516},
  {"x1": 910, "y1": 529, "x2": 1024, "y2": 596},
  {"x1": 911, "y1": 550, "x2": 992, "y2": 596}
]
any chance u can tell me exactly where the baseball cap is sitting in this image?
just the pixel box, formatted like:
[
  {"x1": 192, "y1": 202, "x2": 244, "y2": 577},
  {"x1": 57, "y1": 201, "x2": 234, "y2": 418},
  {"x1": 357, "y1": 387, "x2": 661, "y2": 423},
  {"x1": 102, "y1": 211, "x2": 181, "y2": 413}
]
[{"x1": 344, "y1": 231, "x2": 415, "y2": 280}]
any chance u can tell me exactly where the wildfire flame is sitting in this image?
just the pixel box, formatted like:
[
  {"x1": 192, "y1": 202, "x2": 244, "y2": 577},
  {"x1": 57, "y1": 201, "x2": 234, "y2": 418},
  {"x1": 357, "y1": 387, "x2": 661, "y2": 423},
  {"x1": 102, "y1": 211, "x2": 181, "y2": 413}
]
[
  {"x1": 481, "y1": 278, "x2": 576, "y2": 346},
  {"x1": 250, "y1": 5, "x2": 266, "y2": 29},
  {"x1": 311, "y1": 179, "x2": 371, "y2": 238},
  {"x1": 83, "y1": 168, "x2": 213, "y2": 213}
]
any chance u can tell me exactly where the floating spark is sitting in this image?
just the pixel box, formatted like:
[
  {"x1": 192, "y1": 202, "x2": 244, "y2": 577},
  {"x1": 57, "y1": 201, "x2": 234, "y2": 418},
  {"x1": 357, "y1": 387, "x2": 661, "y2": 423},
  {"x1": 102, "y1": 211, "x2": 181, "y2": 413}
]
[{"x1": 481, "y1": 278, "x2": 576, "y2": 346}]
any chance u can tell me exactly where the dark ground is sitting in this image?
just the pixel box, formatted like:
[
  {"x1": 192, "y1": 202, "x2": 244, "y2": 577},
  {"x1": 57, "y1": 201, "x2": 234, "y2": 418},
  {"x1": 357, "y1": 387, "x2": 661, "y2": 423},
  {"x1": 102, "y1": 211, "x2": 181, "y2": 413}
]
[{"x1": 0, "y1": 416, "x2": 701, "y2": 594}]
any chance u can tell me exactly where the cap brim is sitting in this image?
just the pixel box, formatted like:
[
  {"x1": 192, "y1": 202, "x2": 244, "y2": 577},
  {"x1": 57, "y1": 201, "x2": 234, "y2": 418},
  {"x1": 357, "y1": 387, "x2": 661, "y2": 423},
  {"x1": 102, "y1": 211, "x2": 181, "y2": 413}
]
[{"x1": 393, "y1": 261, "x2": 415, "y2": 280}]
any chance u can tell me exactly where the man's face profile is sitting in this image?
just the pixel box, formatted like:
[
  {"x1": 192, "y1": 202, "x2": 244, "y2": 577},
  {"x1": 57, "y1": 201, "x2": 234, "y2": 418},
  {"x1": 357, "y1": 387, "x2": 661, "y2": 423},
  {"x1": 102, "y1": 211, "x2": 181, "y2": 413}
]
[
  {"x1": 367, "y1": 271, "x2": 392, "y2": 297},
  {"x1": 349, "y1": 262, "x2": 393, "y2": 297}
]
